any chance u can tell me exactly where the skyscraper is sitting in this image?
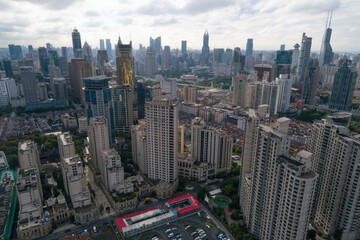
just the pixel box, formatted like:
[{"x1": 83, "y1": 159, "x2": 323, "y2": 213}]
[
  {"x1": 105, "y1": 39, "x2": 112, "y2": 60},
  {"x1": 53, "y1": 77, "x2": 68, "y2": 105},
  {"x1": 145, "y1": 98, "x2": 178, "y2": 183},
  {"x1": 329, "y1": 60, "x2": 357, "y2": 111},
  {"x1": 97, "y1": 50, "x2": 108, "y2": 75},
  {"x1": 302, "y1": 58, "x2": 320, "y2": 105},
  {"x1": 115, "y1": 37, "x2": 134, "y2": 87},
  {"x1": 200, "y1": 30, "x2": 210, "y2": 66},
  {"x1": 72, "y1": 28, "x2": 82, "y2": 56},
  {"x1": 181, "y1": 40, "x2": 187, "y2": 58},
  {"x1": 99, "y1": 39, "x2": 105, "y2": 50},
  {"x1": 83, "y1": 76, "x2": 113, "y2": 139},
  {"x1": 145, "y1": 47, "x2": 156, "y2": 76},
  {"x1": 290, "y1": 43, "x2": 300, "y2": 75},
  {"x1": 111, "y1": 85, "x2": 133, "y2": 134},
  {"x1": 18, "y1": 140, "x2": 41, "y2": 170},
  {"x1": 69, "y1": 58, "x2": 92, "y2": 103},
  {"x1": 163, "y1": 46, "x2": 171, "y2": 69},
  {"x1": 245, "y1": 39, "x2": 253, "y2": 56},
  {"x1": 295, "y1": 33, "x2": 312, "y2": 83},
  {"x1": 61, "y1": 46, "x2": 68, "y2": 59},
  {"x1": 8, "y1": 44, "x2": 23, "y2": 60},
  {"x1": 20, "y1": 66, "x2": 38, "y2": 103},
  {"x1": 308, "y1": 113, "x2": 360, "y2": 239},
  {"x1": 82, "y1": 41, "x2": 92, "y2": 62},
  {"x1": 241, "y1": 117, "x2": 317, "y2": 240},
  {"x1": 276, "y1": 74, "x2": 292, "y2": 113},
  {"x1": 319, "y1": 12, "x2": 334, "y2": 67},
  {"x1": 232, "y1": 73, "x2": 250, "y2": 108},
  {"x1": 38, "y1": 47, "x2": 49, "y2": 76},
  {"x1": 191, "y1": 117, "x2": 233, "y2": 174},
  {"x1": 88, "y1": 116, "x2": 110, "y2": 174}
]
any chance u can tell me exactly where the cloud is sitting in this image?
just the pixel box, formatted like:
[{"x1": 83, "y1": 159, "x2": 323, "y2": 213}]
[
  {"x1": 13, "y1": 0, "x2": 83, "y2": 10},
  {"x1": 182, "y1": 0, "x2": 236, "y2": 14},
  {"x1": 152, "y1": 17, "x2": 178, "y2": 26},
  {"x1": 86, "y1": 10, "x2": 100, "y2": 17}
]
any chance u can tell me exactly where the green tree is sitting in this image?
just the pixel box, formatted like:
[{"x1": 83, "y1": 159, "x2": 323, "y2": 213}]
[
  {"x1": 197, "y1": 187, "x2": 207, "y2": 201},
  {"x1": 307, "y1": 229, "x2": 317, "y2": 240}
]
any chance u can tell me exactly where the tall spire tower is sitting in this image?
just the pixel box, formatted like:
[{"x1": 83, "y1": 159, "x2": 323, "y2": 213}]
[
  {"x1": 200, "y1": 29, "x2": 210, "y2": 66},
  {"x1": 319, "y1": 11, "x2": 334, "y2": 66}
]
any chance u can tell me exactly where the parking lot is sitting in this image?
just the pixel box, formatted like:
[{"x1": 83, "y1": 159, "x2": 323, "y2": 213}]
[{"x1": 131, "y1": 211, "x2": 226, "y2": 240}]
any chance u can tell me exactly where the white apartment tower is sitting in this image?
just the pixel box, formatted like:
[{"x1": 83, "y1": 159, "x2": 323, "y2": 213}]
[
  {"x1": 308, "y1": 113, "x2": 360, "y2": 240},
  {"x1": 191, "y1": 117, "x2": 233, "y2": 173},
  {"x1": 276, "y1": 74, "x2": 292, "y2": 113},
  {"x1": 145, "y1": 98, "x2": 179, "y2": 183},
  {"x1": 58, "y1": 133, "x2": 91, "y2": 208},
  {"x1": 131, "y1": 122, "x2": 147, "y2": 174},
  {"x1": 18, "y1": 140, "x2": 41, "y2": 170},
  {"x1": 88, "y1": 116, "x2": 110, "y2": 174},
  {"x1": 241, "y1": 117, "x2": 317, "y2": 240},
  {"x1": 102, "y1": 149, "x2": 125, "y2": 191}
]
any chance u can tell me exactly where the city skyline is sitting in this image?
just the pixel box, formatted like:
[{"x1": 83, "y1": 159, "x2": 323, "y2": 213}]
[{"x1": 0, "y1": 0, "x2": 359, "y2": 52}]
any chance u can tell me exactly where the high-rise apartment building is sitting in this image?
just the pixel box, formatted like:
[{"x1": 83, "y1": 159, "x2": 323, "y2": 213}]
[
  {"x1": 102, "y1": 149, "x2": 126, "y2": 191},
  {"x1": 88, "y1": 116, "x2": 110, "y2": 173},
  {"x1": 232, "y1": 73, "x2": 250, "y2": 108},
  {"x1": 145, "y1": 98, "x2": 178, "y2": 183},
  {"x1": 131, "y1": 122, "x2": 147, "y2": 174},
  {"x1": 69, "y1": 58, "x2": 92, "y2": 103},
  {"x1": 200, "y1": 30, "x2": 210, "y2": 66},
  {"x1": 191, "y1": 117, "x2": 232, "y2": 174},
  {"x1": 308, "y1": 113, "x2": 360, "y2": 239},
  {"x1": 277, "y1": 74, "x2": 292, "y2": 113},
  {"x1": 20, "y1": 66, "x2": 38, "y2": 103},
  {"x1": 115, "y1": 37, "x2": 134, "y2": 87},
  {"x1": 72, "y1": 28, "x2": 82, "y2": 57},
  {"x1": 53, "y1": 77, "x2": 68, "y2": 105},
  {"x1": 329, "y1": 60, "x2": 357, "y2": 111},
  {"x1": 254, "y1": 80, "x2": 279, "y2": 114},
  {"x1": 18, "y1": 140, "x2": 41, "y2": 171},
  {"x1": 240, "y1": 117, "x2": 317, "y2": 240},
  {"x1": 295, "y1": 33, "x2": 312, "y2": 83}
]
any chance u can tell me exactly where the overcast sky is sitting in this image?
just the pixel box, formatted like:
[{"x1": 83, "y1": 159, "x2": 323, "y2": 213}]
[{"x1": 0, "y1": 0, "x2": 359, "y2": 52}]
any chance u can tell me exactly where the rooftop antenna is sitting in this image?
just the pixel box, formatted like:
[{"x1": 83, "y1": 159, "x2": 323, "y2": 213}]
[
  {"x1": 326, "y1": 11, "x2": 329, "y2": 28},
  {"x1": 329, "y1": 10, "x2": 333, "y2": 28}
]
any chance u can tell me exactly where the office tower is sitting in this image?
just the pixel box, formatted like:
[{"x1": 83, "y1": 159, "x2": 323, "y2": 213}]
[
  {"x1": 48, "y1": 50, "x2": 59, "y2": 66},
  {"x1": 38, "y1": 47, "x2": 49, "y2": 76},
  {"x1": 245, "y1": 39, "x2": 253, "y2": 56},
  {"x1": 191, "y1": 117, "x2": 233, "y2": 174},
  {"x1": 241, "y1": 118, "x2": 317, "y2": 240},
  {"x1": 58, "y1": 57, "x2": 69, "y2": 77},
  {"x1": 88, "y1": 116, "x2": 110, "y2": 173},
  {"x1": 105, "y1": 39, "x2": 112, "y2": 60},
  {"x1": 254, "y1": 63, "x2": 273, "y2": 82},
  {"x1": 145, "y1": 98, "x2": 178, "y2": 183},
  {"x1": 213, "y1": 48, "x2": 225, "y2": 63},
  {"x1": 111, "y1": 84, "x2": 133, "y2": 134},
  {"x1": 183, "y1": 85, "x2": 198, "y2": 103},
  {"x1": 97, "y1": 50, "x2": 108, "y2": 75},
  {"x1": 102, "y1": 149, "x2": 125, "y2": 191},
  {"x1": 319, "y1": 12, "x2": 334, "y2": 66},
  {"x1": 181, "y1": 40, "x2": 187, "y2": 57},
  {"x1": 137, "y1": 82, "x2": 145, "y2": 119},
  {"x1": 20, "y1": 66, "x2": 37, "y2": 103},
  {"x1": 83, "y1": 76, "x2": 114, "y2": 138},
  {"x1": 149, "y1": 37, "x2": 155, "y2": 49},
  {"x1": 280, "y1": 44, "x2": 285, "y2": 51},
  {"x1": 2, "y1": 60, "x2": 13, "y2": 78},
  {"x1": 275, "y1": 50, "x2": 293, "y2": 65},
  {"x1": 295, "y1": 33, "x2": 312, "y2": 83},
  {"x1": 115, "y1": 37, "x2": 134, "y2": 87},
  {"x1": 57, "y1": 133, "x2": 91, "y2": 209},
  {"x1": 46, "y1": 43, "x2": 52, "y2": 51},
  {"x1": 8, "y1": 44, "x2": 23, "y2": 60},
  {"x1": 145, "y1": 47, "x2": 157, "y2": 76},
  {"x1": 329, "y1": 60, "x2": 357, "y2": 111},
  {"x1": 255, "y1": 80, "x2": 279, "y2": 114},
  {"x1": 2, "y1": 77, "x2": 18, "y2": 100},
  {"x1": 276, "y1": 74, "x2": 292, "y2": 113},
  {"x1": 69, "y1": 58, "x2": 92, "y2": 103},
  {"x1": 83, "y1": 41, "x2": 92, "y2": 62},
  {"x1": 308, "y1": 113, "x2": 360, "y2": 239},
  {"x1": 53, "y1": 78, "x2": 68, "y2": 105},
  {"x1": 232, "y1": 73, "x2": 250, "y2": 108},
  {"x1": 302, "y1": 59, "x2": 320, "y2": 105},
  {"x1": 233, "y1": 47, "x2": 245, "y2": 76},
  {"x1": 72, "y1": 28, "x2": 82, "y2": 56},
  {"x1": 48, "y1": 65, "x2": 61, "y2": 91},
  {"x1": 61, "y1": 46, "x2": 68, "y2": 59},
  {"x1": 200, "y1": 30, "x2": 210, "y2": 66},
  {"x1": 154, "y1": 36, "x2": 162, "y2": 54},
  {"x1": 291, "y1": 43, "x2": 300, "y2": 75},
  {"x1": 0, "y1": 80, "x2": 9, "y2": 107},
  {"x1": 18, "y1": 140, "x2": 41, "y2": 171},
  {"x1": 163, "y1": 46, "x2": 171, "y2": 69},
  {"x1": 131, "y1": 122, "x2": 147, "y2": 173},
  {"x1": 99, "y1": 39, "x2": 105, "y2": 50},
  {"x1": 28, "y1": 45, "x2": 33, "y2": 54}
]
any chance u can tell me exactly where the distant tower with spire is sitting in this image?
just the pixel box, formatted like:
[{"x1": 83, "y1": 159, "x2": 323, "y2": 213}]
[
  {"x1": 200, "y1": 29, "x2": 210, "y2": 66},
  {"x1": 72, "y1": 28, "x2": 82, "y2": 57},
  {"x1": 319, "y1": 11, "x2": 334, "y2": 67}
]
